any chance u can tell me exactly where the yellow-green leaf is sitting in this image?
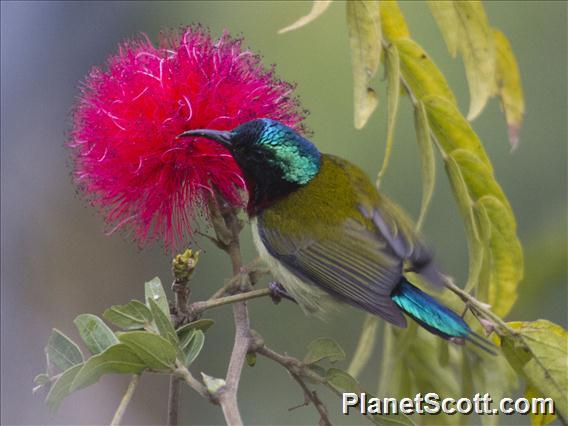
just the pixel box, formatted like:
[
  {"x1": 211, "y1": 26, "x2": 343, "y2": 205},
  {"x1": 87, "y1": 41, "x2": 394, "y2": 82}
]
[
  {"x1": 501, "y1": 320, "x2": 568, "y2": 422},
  {"x1": 453, "y1": 1, "x2": 496, "y2": 120},
  {"x1": 469, "y1": 350, "x2": 519, "y2": 426},
  {"x1": 526, "y1": 385, "x2": 557, "y2": 426},
  {"x1": 444, "y1": 153, "x2": 484, "y2": 293},
  {"x1": 474, "y1": 196, "x2": 523, "y2": 317},
  {"x1": 346, "y1": 0, "x2": 381, "y2": 129},
  {"x1": 427, "y1": 1, "x2": 460, "y2": 57},
  {"x1": 424, "y1": 95, "x2": 491, "y2": 167},
  {"x1": 346, "y1": 314, "x2": 378, "y2": 379},
  {"x1": 426, "y1": 95, "x2": 523, "y2": 316},
  {"x1": 395, "y1": 40, "x2": 457, "y2": 106},
  {"x1": 414, "y1": 101, "x2": 435, "y2": 231},
  {"x1": 278, "y1": 1, "x2": 332, "y2": 34},
  {"x1": 493, "y1": 28, "x2": 525, "y2": 150},
  {"x1": 379, "y1": 0, "x2": 409, "y2": 41},
  {"x1": 376, "y1": 44, "x2": 400, "y2": 188}
]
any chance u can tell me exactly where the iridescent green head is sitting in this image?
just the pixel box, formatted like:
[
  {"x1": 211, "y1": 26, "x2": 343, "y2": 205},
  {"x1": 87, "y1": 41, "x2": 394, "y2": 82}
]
[{"x1": 179, "y1": 119, "x2": 322, "y2": 212}]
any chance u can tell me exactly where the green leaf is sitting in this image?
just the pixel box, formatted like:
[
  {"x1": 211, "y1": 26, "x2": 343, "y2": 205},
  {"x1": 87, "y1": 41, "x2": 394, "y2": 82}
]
[
  {"x1": 346, "y1": 0, "x2": 381, "y2": 129},
  {"x1": 493, "y1": 28, "x2": 525, "y2": 150},
  {"x1": 427, "y1": 1, "x2": 460, "y2": 57},
  {"x1": 148, "y1": 298, "x2": 185, "y2": 362},
  {"x1": 147, "y1": 299, "x2": 175, "y2": 335},
  {"x1": 453, "y1": 1, "x2": 496, "y2": 120},
  {"x1": 45, "y1": 363, "x2": 83, "y2": 412},
  {"x1": 74, "y1": 314, "x2": 118, "y2": 355},
  {"x1": 32, "y1": 373, "x2": 50, "y2": 395},
  {"x1": 347, "y1": 315, "x2": 378, "y2": 379},
  {"x1": 379, "y1": 0, "x2": 409, "y2": 41},
  {"x1": 118, "y1": 331, "x2": 177, "y2": 372},
  {"x1": 394, "y1": 39, "x2": 457, "y2": 106},
  {"x1": 304, "y1": 337, "x2": 346, "y2": 365},
  {"x1": 376, "y1": 43, "x2": 400, "y2": 189},
  {"x1": 326, "y1": 368, "x2": 360, "y2": 393},
  {"x1": 201, "y1": 373, "x2": 226, "y2": 394},
  {"x1": 414, "y1": 101, "x2": 436, "y2": 231},
  {"x1": 184, "y1": 330, "x2": 205, "y2": 367},
  {"x1": 144, "y1": 277, "x2": 169, "y2": 317},
  {"x1": 501, "y1": 320, "x2": 568, "y2": 422},
  {"x1": 34, "y1": 373, "x2": 50, "y2": 387},
  {"x1": 103, "y1": 300, "x2": 152, "y2": 330},
  {"x1": 278, "y1": 0, "x2": 332, "y2": 34},
  {"x1": 70, "y1": 344, "x2": 145, "y2": 392},
  {"x1": 176, "y1": 319, "x2": 215, "y2": 338},
  {"x1": 45, "y1": 329, "x2": 84, "y2": 372},
  {"x1": 148, "y1": 299, "x2": 179, "y2": 345}
]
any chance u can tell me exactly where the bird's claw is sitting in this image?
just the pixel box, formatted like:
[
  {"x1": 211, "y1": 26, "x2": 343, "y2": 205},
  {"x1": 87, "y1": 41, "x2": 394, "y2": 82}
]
[{"x1": 268, "y1": 281, "x2": 297, "y2": 305}]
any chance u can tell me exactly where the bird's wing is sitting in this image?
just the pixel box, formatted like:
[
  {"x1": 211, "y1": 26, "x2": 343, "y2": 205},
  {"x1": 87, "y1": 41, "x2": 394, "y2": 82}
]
[
  {"x1": 368, "y1": 195, "x2": 446, "y2": 289},
  {"x1": 257, "y1": 216, "x2": 408, "y2": 327}
]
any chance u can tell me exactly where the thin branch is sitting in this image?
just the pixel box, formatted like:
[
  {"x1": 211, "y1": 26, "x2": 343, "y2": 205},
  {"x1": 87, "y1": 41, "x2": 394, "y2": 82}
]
[
  {"x1": 174, "y1": 364, "x2": 211, "y2": 400},
  {"x1": 110, "y1": 374, "x2": 140, "y2": 426},
  {"x1": 191, "y1": 288, "x2": 272, "y2": 314},
  {"x1": 444, "y1": 279, "x2": 514, "y2": 333},
  {"x1": 290, "y1": 373, "x2": 332, "y2": 426},
  {"x1": 167, "y1": 377, "x2": 182, "y2": 426},
  {"x1": 168, "y1": 249, "x2": 200, "y2": 426},
  {"x1": 254, "y1": 343, "x2": 339, "y2": 397},
  {"x1": 212, "y1": 195, "x2": 249, "y2": 426}
]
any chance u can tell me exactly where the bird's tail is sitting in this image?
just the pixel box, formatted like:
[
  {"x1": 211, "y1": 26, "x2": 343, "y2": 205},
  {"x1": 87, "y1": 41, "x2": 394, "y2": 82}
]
[{"x1": 391, "y1": 279, "x2": 496, "y2": 355}]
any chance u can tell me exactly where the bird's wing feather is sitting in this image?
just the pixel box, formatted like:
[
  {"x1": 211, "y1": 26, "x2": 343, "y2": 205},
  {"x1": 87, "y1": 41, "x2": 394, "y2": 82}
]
[
  {"x1": 367, "y1": 197, "x2": 446, "y2": 289},
  {"x1": 257, "y1": 216, "x2": 408, "y2": 327}
]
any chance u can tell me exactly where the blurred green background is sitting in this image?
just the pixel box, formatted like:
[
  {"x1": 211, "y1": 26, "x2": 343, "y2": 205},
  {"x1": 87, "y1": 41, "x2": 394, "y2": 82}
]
[{"x1": 1, "y1": 1, "x2": 566, "y2": 425}]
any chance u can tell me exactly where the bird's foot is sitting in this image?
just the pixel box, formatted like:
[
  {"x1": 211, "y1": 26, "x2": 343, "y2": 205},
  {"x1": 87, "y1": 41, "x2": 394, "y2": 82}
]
[{"x1": 268, "y1": 281, "x2": 297, "y2": 305}]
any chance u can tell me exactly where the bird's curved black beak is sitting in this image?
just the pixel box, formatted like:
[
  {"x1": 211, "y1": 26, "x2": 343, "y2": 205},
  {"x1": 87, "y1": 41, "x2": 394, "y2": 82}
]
[{"x1": 177, "y1": 129, "x2": 232, "y2": 148}]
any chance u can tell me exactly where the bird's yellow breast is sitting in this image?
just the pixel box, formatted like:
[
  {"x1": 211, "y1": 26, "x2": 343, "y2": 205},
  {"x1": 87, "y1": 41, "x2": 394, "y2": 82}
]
[{"x1": 259, "y1": 154, "x2": 380, "y2": 238}]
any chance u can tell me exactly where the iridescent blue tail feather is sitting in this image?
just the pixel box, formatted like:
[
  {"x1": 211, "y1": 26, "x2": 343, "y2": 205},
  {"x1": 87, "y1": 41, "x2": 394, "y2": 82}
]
[{"x1": 391, "y1": 280, "x2": 496, "y2": 355}]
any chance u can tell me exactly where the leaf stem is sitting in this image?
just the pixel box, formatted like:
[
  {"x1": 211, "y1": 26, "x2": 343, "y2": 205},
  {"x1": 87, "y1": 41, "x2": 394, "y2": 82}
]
[{"x1": 110, "y1": 374, "x2": 139, "y2": 426}]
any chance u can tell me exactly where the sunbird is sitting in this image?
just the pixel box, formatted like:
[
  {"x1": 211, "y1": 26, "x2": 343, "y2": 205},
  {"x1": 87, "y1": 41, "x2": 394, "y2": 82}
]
[{"x1": 180, "y1": 119, "x2": 493, "y2": 353}]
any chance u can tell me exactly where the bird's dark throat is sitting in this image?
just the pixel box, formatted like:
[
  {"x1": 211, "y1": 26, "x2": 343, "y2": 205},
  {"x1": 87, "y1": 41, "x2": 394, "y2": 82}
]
[{"x1": 232, "y1": 149, "x2": 306, "y2": 216}]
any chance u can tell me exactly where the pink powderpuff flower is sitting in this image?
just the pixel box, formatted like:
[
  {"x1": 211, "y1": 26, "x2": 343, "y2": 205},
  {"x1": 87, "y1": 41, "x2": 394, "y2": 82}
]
[{"x1": 69, "y1": 27, "x2": 307, "y2": 250}]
